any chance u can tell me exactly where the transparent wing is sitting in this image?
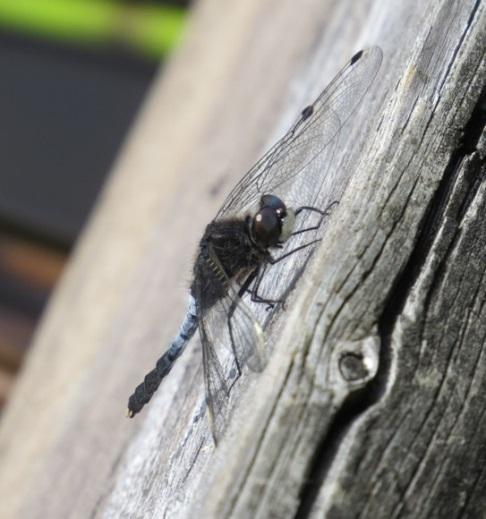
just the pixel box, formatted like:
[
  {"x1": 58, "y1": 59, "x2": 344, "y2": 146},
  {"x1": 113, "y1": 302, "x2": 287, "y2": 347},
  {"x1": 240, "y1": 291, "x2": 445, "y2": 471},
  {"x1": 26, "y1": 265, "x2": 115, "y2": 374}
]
[
  {"x1": 208, "y1": 243, "x2": 266, "y2": 373},
  {"x1": 217, "y1": 46, "x2": 383, "y2": 218},
  {"x1": 198, "y1": 304, "x2": 230, "y2": 443},
  {"x1": 250, "y1": 135, "x2": 339, "y2": 304},
  {"x1": 197, "y1": 245, "x2": 265, "y2": 442}
]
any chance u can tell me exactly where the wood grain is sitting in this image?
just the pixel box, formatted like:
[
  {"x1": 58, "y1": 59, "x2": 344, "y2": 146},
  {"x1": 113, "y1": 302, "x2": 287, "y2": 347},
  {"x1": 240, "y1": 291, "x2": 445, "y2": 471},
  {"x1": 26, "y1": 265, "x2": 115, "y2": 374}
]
[{"x1": 0, "y1": 0, "x2": 484, "y2": 518}]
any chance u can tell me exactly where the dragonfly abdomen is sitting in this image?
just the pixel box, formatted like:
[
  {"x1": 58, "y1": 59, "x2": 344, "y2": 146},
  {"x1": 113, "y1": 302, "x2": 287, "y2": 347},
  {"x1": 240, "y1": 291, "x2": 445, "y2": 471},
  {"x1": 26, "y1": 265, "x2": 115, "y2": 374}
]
[{"x1": 127, "y1": 297, "x2": 198, "y2": 417}]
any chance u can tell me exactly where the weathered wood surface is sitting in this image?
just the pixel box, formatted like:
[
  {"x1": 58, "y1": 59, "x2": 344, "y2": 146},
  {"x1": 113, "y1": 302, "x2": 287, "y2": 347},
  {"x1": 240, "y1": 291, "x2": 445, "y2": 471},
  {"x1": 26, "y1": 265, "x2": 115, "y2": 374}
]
[{"x1": 0, "y1": 0, "x2": 484, "y2": 518}]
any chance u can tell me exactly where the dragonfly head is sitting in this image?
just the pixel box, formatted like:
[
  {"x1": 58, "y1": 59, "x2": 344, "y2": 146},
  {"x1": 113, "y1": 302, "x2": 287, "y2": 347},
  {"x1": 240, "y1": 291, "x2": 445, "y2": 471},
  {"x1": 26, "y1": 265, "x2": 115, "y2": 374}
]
[{"x1": 250, "y1": 194, "x2": 295, "y2": 248}]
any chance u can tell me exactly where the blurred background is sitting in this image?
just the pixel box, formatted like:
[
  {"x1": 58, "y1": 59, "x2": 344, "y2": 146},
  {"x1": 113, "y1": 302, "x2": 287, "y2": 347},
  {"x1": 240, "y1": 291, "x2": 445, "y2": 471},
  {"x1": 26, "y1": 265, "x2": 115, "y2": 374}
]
[{"x1": 0, "y1": 0, "x2": 190, "y2": 414}]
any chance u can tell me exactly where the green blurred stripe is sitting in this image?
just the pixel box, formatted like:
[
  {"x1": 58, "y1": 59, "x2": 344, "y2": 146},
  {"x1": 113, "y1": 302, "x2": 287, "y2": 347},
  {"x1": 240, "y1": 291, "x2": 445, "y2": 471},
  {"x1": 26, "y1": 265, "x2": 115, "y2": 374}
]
[{"x1": 0, "y1": 0, "x2": 186, "y2": 58}]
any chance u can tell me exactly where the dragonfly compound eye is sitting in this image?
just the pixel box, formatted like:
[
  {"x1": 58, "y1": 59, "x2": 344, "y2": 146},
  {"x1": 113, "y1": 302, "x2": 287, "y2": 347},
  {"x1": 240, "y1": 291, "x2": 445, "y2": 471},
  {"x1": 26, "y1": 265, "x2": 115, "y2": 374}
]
[
  {"x1": 252, "y1": 207, "x2": 281, "y2": 248},
  {"x1": 260, "y1": 194, "x2": 287, "y2": 217}
]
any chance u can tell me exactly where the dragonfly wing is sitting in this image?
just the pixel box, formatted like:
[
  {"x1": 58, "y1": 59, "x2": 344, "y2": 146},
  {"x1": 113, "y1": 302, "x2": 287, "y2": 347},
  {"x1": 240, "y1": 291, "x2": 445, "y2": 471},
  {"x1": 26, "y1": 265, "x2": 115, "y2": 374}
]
[
  {"x1": 198, "y1": 304, "x2": 230, "y2": 443},
  {"x1": 196, "y1": 245, "x2": 265, "y2": 442},
  {"x1": 217, "y1": 47, "x2": 383, "y2": 218},
  {"x1": 207, "y1": 243, "x2": 266, "y2": 372}
]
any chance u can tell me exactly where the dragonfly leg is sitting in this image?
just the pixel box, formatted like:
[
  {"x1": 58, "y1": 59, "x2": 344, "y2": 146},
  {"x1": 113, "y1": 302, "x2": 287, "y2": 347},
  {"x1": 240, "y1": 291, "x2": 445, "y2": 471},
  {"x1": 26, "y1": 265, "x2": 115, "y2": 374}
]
[
  {"x1": 244, "y1": 203, "x2": 338, "y2": 309},
  {"x1": 268, "y1": 239, "x2": 321, "y2": 264},
  {"x1": 290, "y1": 201, "x2": 338, "y2": 237},
  {"x1": 238, "y1": 266, "x2": 280, "y2": 308},
  {"x1": 249, "y1": 263, "x2": 285, "y2": 309}
]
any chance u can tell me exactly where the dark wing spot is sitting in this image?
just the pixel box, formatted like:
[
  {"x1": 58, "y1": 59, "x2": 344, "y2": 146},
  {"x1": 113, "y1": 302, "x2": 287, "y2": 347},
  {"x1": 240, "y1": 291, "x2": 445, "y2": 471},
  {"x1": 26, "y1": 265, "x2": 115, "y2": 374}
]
[
  {"x1": 301, "y1": 105, "x2": 314, "y2": 120},
  {"x1": 350, "y1": 49, "x2": 363, "y2": 65}
]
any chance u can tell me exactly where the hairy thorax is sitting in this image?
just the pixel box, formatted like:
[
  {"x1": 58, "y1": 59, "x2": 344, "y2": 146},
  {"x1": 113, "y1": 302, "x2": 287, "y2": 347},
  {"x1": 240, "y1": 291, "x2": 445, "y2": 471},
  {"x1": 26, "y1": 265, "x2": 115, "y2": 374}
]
[{"x1": 190, "y1": 218, "x2": 265, "y2": 309}]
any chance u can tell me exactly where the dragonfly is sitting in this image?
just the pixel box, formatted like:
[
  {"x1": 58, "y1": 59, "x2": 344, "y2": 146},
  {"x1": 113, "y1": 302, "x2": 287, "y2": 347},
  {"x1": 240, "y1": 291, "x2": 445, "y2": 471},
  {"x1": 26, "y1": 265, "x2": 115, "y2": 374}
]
[{"x1": 127, "y1": 46, "x2": 383, "y2": 441}]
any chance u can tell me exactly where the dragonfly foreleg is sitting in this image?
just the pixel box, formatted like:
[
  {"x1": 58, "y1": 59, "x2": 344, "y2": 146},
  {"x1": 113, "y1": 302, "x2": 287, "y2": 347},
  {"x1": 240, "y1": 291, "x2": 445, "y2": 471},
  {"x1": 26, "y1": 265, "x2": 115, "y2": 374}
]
[
  {"x1": 291, "y1": 201, "x2": 338, "y2": 237},
  {"x1": 268, "y1": 239, "x2": 321, "y2": 265}
]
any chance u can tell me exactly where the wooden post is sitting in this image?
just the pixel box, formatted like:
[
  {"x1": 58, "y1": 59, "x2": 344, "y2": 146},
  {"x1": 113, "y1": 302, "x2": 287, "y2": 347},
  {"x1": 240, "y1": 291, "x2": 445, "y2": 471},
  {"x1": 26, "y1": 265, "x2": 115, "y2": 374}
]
[{"x1": 0, "y1": 0, "x2": 484, "y2": 517}]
